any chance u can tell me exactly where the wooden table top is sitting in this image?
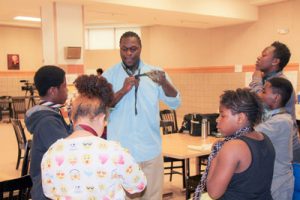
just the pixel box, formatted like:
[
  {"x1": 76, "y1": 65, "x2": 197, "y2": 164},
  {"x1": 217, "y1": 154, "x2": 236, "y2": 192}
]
[{"x1": 162, "y1": 133, "x2": 221, "y2": 160}]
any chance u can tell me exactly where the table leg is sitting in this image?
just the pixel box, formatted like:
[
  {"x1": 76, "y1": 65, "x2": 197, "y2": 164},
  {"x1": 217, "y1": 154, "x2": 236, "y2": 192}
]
[
  {"x1": 185, "y1": 158, "x2": 190, "y2": 200},
  {"x1": 195, "y1": 157, "x2": 200, "y2": 174}
]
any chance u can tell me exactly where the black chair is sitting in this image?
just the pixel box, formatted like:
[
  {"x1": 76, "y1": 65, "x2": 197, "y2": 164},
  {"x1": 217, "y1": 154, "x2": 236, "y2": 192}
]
[
  {"x1": 0, "y1": 96, "x2": 13, "y2": 123},
  {"x1": 0, "y1": 175, "x2": 32, "y2": 200},
  {"x1": 21, "y1": 140, "x2": 32, "y2": 176},
  {"x1": 11, "y1": 118, "x2": 28, "y2": 170},
  {"x1": 160, "y1": 109, "x2": 186, "y2": 187},
  {"x1": 11, "y1": 97, "x2": 26, "y2": 119},
  {"x1": 186, "y1": 174, "x2": 202, "y2": 199},
  {"x1": 160, "y1": 109, "x2": 179, "y2": 133},
  {"x1": 296, "y1": 120, "x2": 300, "y2": 134}
]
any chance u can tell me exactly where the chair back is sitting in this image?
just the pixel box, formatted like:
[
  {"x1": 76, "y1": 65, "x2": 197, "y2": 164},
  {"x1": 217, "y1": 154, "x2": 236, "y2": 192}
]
[
  {"x1": 11, "y1": 118, "x2": 27, "y2": 150},
  {"x1": 11, "y1": 96, "x2": 26, "y2": 119},
  {"x1": 297, "y1": 120, "x2": 300, "y2": 134},
  {"x1": 0, "y1": 175, "x2": 32, "y2": 200},
  {"x1": 21, "y1": 140, "x2": 32, "y2": 176},
  {"x1": 160, "y1": 120, "x2": 176, "y2": 135},
  {"x1": 0, "y1": 96, "x2": 12, "y2": 122},
  {"x1": 160, "y1": 109, "x2": 178, "y2": 134}
]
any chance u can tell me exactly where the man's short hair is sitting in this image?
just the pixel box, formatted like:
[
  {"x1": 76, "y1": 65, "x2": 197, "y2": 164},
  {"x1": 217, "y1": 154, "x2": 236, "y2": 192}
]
[
  {"x1": 271, "y1": 41, "x2": 291, "y2": 70},
  {"x1": 119, "y1": 31, "x2": 142, "y2": 47},
  {"x1": 268, "y1": 77, "x2": 293, "y2": 107},
  {"x1": 34, "y1": 65, "x2": 65, "y2": 97},
  {"x1": 96, "y1": 68, "x2": 103, "y2": 75}
]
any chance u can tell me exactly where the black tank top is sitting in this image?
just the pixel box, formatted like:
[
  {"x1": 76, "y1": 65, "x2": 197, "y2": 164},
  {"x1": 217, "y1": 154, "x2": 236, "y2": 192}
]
[{"x1": 220, "y1": 133, "x2": 275, "y2": 200}]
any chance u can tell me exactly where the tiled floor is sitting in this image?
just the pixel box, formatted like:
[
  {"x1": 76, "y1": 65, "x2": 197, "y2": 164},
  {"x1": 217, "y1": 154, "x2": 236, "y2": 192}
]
[
  {"x1": 0, "y1": 122, "x2": 22, "y2": 180},
  {"x1": 0, "y1": 121, "x2": 189, "y2": 199}
]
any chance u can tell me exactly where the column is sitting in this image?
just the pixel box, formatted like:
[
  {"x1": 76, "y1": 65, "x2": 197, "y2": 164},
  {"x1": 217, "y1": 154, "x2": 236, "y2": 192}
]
[{"x1": 41, "y1": 2, "x2": 84, "y2": 75}]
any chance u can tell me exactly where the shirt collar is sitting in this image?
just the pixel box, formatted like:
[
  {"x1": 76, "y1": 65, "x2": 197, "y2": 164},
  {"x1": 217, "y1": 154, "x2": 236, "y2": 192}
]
[{"x1": 263, "y1": 107, "x2": 286, "y2": 121}]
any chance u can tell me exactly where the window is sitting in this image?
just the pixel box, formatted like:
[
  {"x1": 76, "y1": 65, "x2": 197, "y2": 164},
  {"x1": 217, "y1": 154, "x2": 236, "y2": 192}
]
[
  {"x1": 85, "y1": 28, "x2": 114, "y2": 49},
  {"x1": 85, "y1": 27, "x2": 141, "y2": 50}
]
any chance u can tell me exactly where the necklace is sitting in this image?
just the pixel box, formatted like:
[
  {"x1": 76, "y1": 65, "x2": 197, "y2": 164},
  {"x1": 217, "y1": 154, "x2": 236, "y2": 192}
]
[{"x1": 75, "y1": 124, "x2": 98, "y2": 137}]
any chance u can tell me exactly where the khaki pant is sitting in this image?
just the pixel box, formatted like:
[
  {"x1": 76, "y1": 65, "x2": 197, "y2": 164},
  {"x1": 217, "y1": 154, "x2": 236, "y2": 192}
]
[{"x1": 126, "y1": 154, "x2": 164, "y2": 200}]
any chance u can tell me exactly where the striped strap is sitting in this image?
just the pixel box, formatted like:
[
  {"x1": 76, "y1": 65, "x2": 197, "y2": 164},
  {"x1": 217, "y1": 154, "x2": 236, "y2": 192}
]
[{"x1": 39, "y1": 100, "x2": 64, "y2": 109}]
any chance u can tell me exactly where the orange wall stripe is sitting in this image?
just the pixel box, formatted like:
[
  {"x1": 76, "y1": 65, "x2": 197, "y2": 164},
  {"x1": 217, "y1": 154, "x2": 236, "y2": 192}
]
[
  {"x1": 59, "y1": 64, "x2": 84, "y2": 74},
  {"x1": 285, "y1": 63, "x2": 299, "y2": 71},
  {"x1": 242, "y1": 65, "x2": 255, "y2": 72},
  {"x1": 0, "y1": 64, "x2": 84, "y2": 77},
  {"x1": 243, "y1": 63, "x2": 299, "y2": 72},
  {"x1": 0, "y1": 71, "x2": 35, "y2": 77},
  {"x1": 165, "y1": 66, "x2": 235, "y2": 73},
  {"x1": 1, "y1": 63, "x2": 298, "y2": 77},
  {"x1": 67, "y1": 64, "x2": 84, "y2": 74}
]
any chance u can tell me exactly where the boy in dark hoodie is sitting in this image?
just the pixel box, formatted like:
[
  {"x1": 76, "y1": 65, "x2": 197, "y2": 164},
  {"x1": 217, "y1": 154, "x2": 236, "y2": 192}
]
[{"x1": 25, "y1": 65, "x2": 72, "y2": 200}]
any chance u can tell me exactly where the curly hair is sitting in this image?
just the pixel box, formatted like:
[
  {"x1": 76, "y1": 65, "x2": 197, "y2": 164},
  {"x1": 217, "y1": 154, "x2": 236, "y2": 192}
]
[
  {"x1": 220, "y1": 88, "x2": 263, "y2": 127},
  {"x1": 271, "y1": 41, "x2": 291, "y2": 70},
  {"x1": 71, "y1": 75, "x2": 113, "y2": 122}
]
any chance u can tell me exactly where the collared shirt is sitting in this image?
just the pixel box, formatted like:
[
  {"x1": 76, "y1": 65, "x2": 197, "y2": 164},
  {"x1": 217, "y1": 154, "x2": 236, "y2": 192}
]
[
  {"x1": 103, "y1": 61, "x2": 181, "y2": 162},
  {"x1": 255, "y1": 108, "x2": 294, "y2": 195},
  {"x1": 262, "y1": 107, "x2": 286, "y2": 121},
  {"x1": 249, "y1": 70, "x2": 300, "y2": 161}
]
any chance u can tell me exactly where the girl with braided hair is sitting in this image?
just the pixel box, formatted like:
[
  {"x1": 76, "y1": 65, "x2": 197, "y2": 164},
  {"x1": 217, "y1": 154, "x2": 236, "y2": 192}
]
[{"x1": 193, "y1": 88, "x2": 275, "y2": 200}]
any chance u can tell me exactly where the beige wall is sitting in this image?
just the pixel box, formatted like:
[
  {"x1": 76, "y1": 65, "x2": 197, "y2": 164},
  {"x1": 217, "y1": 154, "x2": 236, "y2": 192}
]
[
  {"x1": 1, "y1": 1, "x2": 300, "y2": 70},
  {"x1": 1, "y1": 0, "x2": 300, "y2": 120},
  {"x1": 84, "y1": 49, "x2": 120, "y2": 70},
  {"x1": 84, "y1": 0, "x2": 300, "y2": 70},
  {"x1": 142, "y1": 26, "x2": 212, "y2": 68},
  {"x1": 209, "y1": 0, "x2": 300, "y2": 66},
  {"x1": 0, "y1": 26, "x2": 43, "y2": 71}
]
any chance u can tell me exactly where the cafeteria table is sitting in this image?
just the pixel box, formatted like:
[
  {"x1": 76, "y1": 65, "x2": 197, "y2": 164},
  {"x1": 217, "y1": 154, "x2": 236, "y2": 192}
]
[{"x1": 162, "y1": 133, "x2": 220, "y2": 199}]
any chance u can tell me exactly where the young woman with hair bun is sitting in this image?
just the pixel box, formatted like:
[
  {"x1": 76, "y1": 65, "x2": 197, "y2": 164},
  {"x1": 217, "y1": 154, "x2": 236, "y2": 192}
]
[{"x1": 41, "y1": 75, "x2": 146, "y2": 200}]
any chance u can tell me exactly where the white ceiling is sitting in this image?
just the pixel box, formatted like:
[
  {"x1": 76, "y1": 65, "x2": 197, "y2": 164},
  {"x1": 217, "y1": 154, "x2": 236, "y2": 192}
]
[{"x1": 0, "y1": 0, "x2": 288, "y2": 29}]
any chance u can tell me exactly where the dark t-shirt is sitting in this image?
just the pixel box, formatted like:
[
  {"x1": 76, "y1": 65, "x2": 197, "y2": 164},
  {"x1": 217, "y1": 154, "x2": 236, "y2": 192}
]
[{"x1": 220, "y1": 134, "x2": 275, "y2": 200}]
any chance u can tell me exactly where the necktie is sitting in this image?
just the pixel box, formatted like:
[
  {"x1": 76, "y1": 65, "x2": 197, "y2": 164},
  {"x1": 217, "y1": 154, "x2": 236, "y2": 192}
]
[{"x1": 121, "y1": 63, "x2": 140, "y2": 115}]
